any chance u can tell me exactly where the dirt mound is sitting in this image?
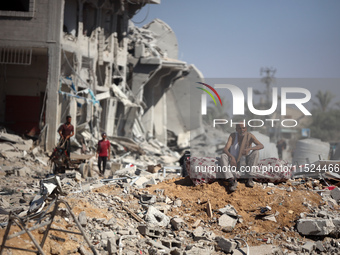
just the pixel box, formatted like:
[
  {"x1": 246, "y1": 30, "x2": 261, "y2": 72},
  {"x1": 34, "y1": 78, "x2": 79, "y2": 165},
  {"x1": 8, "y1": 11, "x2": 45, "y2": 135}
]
[{"x1": 146, "y1": 177, "x2": 325, "y2": 245}]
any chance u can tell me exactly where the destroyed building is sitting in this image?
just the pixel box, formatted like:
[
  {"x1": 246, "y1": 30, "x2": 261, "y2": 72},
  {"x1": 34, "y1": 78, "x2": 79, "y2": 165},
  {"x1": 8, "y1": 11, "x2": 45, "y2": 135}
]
[{"x1": 0, "y1": 0, "x2": 203, "y2": 152}]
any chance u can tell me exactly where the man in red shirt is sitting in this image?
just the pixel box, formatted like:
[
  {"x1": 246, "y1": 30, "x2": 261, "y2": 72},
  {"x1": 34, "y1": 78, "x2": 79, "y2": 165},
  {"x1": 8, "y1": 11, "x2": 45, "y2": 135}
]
[
  {"x1": 96, "y1": 132, "x2": 111, "y2": 175},
  {"x1": 58, "y1": 115, "x2": 74, "y2": 157}
]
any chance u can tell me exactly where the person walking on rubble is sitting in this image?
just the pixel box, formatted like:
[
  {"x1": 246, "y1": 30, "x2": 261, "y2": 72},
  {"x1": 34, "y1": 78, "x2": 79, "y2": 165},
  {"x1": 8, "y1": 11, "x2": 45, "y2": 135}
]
[
  {"x1": 220, "y1": 123, "x2": 264, "y2": 192},
  {"x1": 96, "y1": 132, "x2": 111, "y2": 175},
  {"x1": 58, "y1": 115, "x2": 74, "y2": 158}
]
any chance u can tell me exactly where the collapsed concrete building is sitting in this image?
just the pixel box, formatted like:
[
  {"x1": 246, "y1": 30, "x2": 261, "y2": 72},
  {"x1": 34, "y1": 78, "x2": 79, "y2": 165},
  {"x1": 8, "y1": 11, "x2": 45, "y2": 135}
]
[{"x1": 0, "y1": 0, "x2": 203, "y2": 153}]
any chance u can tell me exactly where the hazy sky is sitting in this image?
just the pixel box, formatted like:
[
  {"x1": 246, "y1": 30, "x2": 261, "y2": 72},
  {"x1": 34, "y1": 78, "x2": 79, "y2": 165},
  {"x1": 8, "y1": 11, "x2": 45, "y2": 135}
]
[{"x1": 133, "y1": 0, "x2": 340, "y2": 78}]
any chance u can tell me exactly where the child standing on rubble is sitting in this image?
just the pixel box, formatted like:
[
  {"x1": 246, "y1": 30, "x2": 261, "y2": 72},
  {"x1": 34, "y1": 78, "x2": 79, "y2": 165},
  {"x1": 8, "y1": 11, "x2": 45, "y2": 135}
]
[{"x1": 96, "y1": 133, "x2": 111, "y2": 175}]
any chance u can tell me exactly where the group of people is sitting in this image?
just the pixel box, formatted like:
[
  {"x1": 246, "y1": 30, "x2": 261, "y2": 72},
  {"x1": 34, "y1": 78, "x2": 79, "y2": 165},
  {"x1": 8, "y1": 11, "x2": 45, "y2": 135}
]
[
  {"x1": 57, "y1": 116, "x2": 111, "y2": 175},
  {"x1": 59, "y1": 115, "x2": 287, "y2": 192}
]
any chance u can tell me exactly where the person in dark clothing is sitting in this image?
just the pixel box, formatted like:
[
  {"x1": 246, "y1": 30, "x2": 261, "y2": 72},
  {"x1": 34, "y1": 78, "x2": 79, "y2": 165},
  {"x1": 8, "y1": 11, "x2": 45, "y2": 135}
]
[
  {"x1": 179, "y1": 150, "x2": 190, "y2": 177},
  {"x1": 276, "y1": 139, "x2": 287, "y2": 160},
  {"x1": 96, "y1": 132, "x2": 111, "y2": 175},
  {"x1": 58, "y1": 115, "x2": 74, "y2": 157}
]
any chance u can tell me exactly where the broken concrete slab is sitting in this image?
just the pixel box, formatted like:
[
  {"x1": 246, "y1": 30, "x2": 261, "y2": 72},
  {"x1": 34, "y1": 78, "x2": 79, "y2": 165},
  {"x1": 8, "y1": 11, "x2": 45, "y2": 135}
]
[
  {"x1": 107, "y1": 238, "x2": 117, "y2": 255},
  {"x1": 216, "y1": 237, "x2": 237, "y2": 253},
  {"x1": 140, "y1": 194, "x2": 156, "y2": 204},
  {"x1": 146, "y1": 239, "x2": 170, "y2": 254},
  {"x1": 101, "y1": 231, "x2": 116, "y2": 241},
  {"x1": 0, "y1": 133, "x2": 25, "y2": 144},
  {"x1": 233, "y1": 245, "x2": 283, "y2": 255},
  {"x1": 0, "y1": 143, "x2": 15, "y2": 152},
  {"x1": 301, "y1": 241, "x2": 316, "y2": 253},
  {"x1": 152, "y1": 203, "x2": 170, "y2": 214},
  {"x1": 330, "y1": 187, "x2": 340, "y2": 202},
  {"x1": 219, "y1": 204, "x2": 238, "y2": 217},
  {"x1": 145, "y1": 206, "x2": 170, "y2": 227},
  {"x1": 170, "y1": 217, "x2": 184, "y2": 230},
  {"x1": 297, "y1": 219, "x2": 335, "y2": 236},
  {"x1": 114, "y1": 166, "x2": 137, "y2": 176},
  {"x1": 218, "y1": 214, "x2": 237, "y2": 229},
  {"x1": 16, "y1": 166, "x2": 31, "y2": 177},
  {"x1": 315, "y1": 240, "x2": 325, "y2": 252},
  {"x1": 134, "y1": 176, "x2": 157, "y2": 188}
]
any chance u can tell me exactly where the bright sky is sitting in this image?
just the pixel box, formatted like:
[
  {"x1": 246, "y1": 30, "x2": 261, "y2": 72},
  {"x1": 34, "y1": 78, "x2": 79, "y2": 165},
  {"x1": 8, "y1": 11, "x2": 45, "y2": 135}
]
[{"x1": 133, "y1": 0, "x2": 340, "y2": 78}]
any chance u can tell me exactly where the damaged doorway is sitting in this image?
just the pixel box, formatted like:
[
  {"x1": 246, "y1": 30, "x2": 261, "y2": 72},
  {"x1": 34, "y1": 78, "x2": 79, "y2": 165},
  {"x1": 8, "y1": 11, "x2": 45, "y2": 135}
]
[{"x1": 1, "y1": 48, "x2": 48, "y2": 137}]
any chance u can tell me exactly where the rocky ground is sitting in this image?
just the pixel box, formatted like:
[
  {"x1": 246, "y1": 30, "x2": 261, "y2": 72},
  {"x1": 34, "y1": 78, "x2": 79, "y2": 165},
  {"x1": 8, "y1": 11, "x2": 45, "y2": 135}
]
[{"x1": 1, "y1": 136, "x2": 340, "y2": 254}]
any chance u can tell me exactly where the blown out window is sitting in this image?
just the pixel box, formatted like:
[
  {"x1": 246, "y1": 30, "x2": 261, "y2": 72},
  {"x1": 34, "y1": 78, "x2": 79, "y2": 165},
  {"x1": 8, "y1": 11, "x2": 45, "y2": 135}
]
[{"x1": 0, "y1": 0, "x2": 35, "y2": 18}]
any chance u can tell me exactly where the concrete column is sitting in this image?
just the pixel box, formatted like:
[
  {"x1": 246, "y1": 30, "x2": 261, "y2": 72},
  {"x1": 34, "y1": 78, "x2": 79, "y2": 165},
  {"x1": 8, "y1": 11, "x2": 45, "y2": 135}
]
[
  {"x1": 45, "y1": 45, "x2": 61, "y2": 151},
  {"x1": 69, "y1": 96, "x2": 77, "y2": 135},
  {"x1": 102, "y1": 98, "x2": 117, "y2": 136},
  {"x1": 45, "y1": 0, "x2": 63, "y2": 151}
]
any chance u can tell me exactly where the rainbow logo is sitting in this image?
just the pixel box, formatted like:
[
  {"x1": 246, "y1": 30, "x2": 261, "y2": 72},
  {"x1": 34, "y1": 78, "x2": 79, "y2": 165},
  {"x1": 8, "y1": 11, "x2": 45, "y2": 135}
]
[{"x1": 196, "y1": 82, "x2": 223, "y2": 106}]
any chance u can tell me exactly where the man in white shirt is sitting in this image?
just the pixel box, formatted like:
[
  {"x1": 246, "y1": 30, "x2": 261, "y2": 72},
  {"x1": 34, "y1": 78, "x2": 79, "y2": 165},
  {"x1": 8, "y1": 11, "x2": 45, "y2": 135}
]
[{"x1": 220, "y1": 123, "x2": 264, "y2": 192}]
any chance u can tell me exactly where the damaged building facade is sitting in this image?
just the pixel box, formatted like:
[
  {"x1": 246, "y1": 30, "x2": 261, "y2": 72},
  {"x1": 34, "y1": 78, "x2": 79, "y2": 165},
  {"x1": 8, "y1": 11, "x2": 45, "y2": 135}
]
[{"x1": 0, "y1": 0, "x2": 203, "y2": 152}]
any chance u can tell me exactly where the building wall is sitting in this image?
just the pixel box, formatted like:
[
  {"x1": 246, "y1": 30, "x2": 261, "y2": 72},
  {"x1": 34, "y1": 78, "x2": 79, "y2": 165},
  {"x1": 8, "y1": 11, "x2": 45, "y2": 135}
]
[{"x1": 0, "y1": 0, "x2": 51, "y2": 46}]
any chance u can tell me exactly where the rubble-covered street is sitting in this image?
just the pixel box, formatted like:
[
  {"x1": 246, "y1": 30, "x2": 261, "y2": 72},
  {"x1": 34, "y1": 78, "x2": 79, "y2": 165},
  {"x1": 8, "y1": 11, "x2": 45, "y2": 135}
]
[{"x1": 1, "y1": 130, "x2": 340, "y2": 255}]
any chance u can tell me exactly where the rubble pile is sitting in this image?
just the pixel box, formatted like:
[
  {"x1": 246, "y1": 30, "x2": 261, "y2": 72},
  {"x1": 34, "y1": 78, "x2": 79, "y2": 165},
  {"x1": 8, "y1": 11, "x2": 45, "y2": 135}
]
[
  {"x1": 2, "y1": 132, "x2": 340, "y2": 254},
  {"x1": 2, "y1": 155, "x2": 340, "y2": 255}
]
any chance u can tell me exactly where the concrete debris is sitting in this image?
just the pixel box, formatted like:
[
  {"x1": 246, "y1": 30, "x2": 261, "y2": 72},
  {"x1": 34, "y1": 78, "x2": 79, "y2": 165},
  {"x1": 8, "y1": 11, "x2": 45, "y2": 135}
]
[
  {"x1": 301, "y1": 241, "x2": 316, "y2": 253},
  {"x1": 296, "y1": 219, "x2": 335, "y2": 236},
  {"x1": 78, "y1": 211, "x2": 87, "y2": 227},
  {"x1": 218, "y1": 214, "x2": 237, "y2": 229},
  {"x1": 315, "y1": 240, "x2": 325, "y2": 252},
  {"x1": 0, "y1": 132, "x2": 25, "y2": 144},
  {"x1": 170, "y1": 217, "x2": 185, "y2": 230},
  {"x1": 140, "y1": 194, "x2": 156, "y2": 204},
  {"x1": 145, "y1": 206, "x2": 170, "y2": 227},
  {"x1": 330, "y1": 187, "x2": 340, "y2": 201},
  {"x1": 216, "y1": 237, "x2": 238, "y2": 253},
  {"x1": 219, "y1": 204, "x2": 238, "y2": 217}
]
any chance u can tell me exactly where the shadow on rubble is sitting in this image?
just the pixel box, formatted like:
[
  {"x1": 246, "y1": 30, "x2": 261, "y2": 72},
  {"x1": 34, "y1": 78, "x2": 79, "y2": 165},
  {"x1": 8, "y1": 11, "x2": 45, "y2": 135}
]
[
  {"x1": 174, "y1": 176, "x2": 195, "y2": 186},
  {"x1": 173, "y1": 178, "x2": 234, "y2": 193}
]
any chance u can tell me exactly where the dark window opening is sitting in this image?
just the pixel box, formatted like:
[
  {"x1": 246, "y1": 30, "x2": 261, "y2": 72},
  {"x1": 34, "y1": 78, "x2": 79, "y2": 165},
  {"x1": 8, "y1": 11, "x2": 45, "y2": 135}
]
[
  {"x1": 96, "y1": 62, "x2": 107, "y2": 86},
  {"x1": 117, "y1": 15, "x2": 124, "y2": 47},
  {"x1": 63, "y1": 0, "x2": 78, "y2": 37},
  {"x1": 0, "y1": 0, "x2": 30, "y2": 12},
  {"x1": 83, "y1": 3, "x2": 96, "y2": 37}
]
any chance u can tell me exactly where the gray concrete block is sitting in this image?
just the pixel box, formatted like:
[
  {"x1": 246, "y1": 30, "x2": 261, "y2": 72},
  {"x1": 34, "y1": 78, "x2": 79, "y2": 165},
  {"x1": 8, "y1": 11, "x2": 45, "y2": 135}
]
[
  {"x1": 107, "y1": 238, "x2": 117, "y2": 255},
  {"x1": 137, "y1": 224, "x2": 168, "y2": 238},
  {"x1": 145, "y1": 206, "x2": 170, "y2": 227},
  {"x1": 331, "y1": 218, "x2": 340, "y2": 234},
  {"x1": 101, "y1": 231, "x2": 116, "y2": 240},
  {"x1": 302, "y1": 241, "x2": 316, "y2": 253},
  {"x1": 315, "y1": 241, "x2": 325, "y2": 252},
  {"x1": 216, "y1": 237, "x2": 237, "y2": 253},
  {"x1": 170, "y1": 217, "x2": 184, "y2": 230},
  {"x1": 233, "y1": 245, "x2": 282, "y2": 255},
  {"x1": 218, "y1": 214, "x2": 237, "y2": 229},
  {"x1": 160, "y1": 239, "x2": 182, "y2": 249},
  {"x1": 218, "y1": 204, "x2": 238, "y2": 217},
  {"x1": 331, "y1": 187, "x2": 340, "y2": 201},
  {"x1": 297, "y1": 219, "x2": 335, "y2": 236}
]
